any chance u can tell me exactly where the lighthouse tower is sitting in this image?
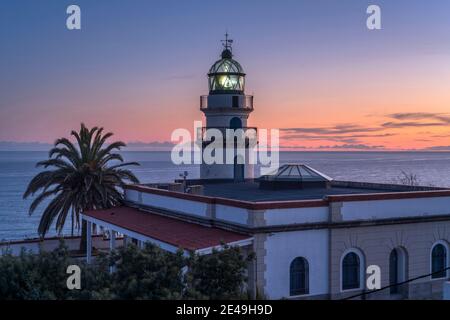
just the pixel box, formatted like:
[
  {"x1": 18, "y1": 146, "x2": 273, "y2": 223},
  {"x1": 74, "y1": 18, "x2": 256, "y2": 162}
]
[{"x1": 199, "y1": 35, "x2": 256, "y2": 181}]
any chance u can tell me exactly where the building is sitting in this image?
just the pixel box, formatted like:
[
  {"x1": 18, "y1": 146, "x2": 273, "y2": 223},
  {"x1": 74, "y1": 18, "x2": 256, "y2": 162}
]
[{"x1": 81, "y1": 38, "x2": 450, "y2": 300}]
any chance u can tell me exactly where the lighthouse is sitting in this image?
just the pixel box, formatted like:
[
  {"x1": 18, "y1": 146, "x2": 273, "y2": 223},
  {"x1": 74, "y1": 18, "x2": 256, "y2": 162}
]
[{"x1": 199, "y1": 35, "x2": 256, "y2": 181}]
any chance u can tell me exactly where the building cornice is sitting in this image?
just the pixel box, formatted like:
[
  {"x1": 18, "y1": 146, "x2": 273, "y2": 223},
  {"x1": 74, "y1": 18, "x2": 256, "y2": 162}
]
[
  {"x1": 124, "y1": 201, "x2": 450, "y2": 235},
  {"x1": 124, "y1": 184, "x2": 450, "y2": 210}
]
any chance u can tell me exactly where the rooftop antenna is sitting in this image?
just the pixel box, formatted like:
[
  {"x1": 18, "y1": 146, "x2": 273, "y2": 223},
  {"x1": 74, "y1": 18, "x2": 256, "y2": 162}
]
[{"x1": 179, "y1": 171, "x2": 188, "y2": 192}]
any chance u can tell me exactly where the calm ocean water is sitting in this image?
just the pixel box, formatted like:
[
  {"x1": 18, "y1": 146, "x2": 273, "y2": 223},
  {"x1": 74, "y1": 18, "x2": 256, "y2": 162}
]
[{"x1": 1, "y1": 151, "x2": 450, "y2": 241}]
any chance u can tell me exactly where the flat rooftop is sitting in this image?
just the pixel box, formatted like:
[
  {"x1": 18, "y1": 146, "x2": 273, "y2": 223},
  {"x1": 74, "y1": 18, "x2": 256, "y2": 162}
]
[
  {"x1": 194, "y1": 181, "x2": 442, "y2": 202},
  {"x1": 199, "y1": 182, "x2": 384, "y2": 202}
]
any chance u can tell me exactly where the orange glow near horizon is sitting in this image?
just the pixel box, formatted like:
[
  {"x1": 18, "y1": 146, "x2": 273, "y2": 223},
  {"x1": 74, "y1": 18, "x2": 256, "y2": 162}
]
[
  {"x1": 3, "y1": 74, "x2": 450, "y2": 151},
  {"x1": 2, "y1": 2, "x2": 450, "y2": 151}
]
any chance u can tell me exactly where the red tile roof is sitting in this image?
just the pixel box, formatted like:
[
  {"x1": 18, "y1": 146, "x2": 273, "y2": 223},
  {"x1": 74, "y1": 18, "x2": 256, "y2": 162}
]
[{"x1": 83, "y1": 206, "x2": 251, "y2": 251}]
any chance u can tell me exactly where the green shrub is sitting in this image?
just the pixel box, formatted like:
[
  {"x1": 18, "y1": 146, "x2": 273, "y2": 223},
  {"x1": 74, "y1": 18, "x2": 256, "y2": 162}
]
[
  {"x1": 185, "y1": 244, "x2": 253, "y2": 300},
  {"x1": 0, "y1": 240, "x2": 252, "y2": 300}
]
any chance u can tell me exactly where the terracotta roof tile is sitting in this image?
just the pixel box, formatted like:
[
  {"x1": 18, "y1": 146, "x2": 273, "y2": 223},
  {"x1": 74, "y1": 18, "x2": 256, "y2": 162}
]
[{"x1": 83, "y1": 206, "x2": 251, "y2": 251}]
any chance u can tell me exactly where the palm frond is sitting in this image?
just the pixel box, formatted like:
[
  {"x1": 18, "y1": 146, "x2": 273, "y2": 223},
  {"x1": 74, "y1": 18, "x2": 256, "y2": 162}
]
[{"x1": 24, "y1": 123, "x2": 141, "y2": 237}]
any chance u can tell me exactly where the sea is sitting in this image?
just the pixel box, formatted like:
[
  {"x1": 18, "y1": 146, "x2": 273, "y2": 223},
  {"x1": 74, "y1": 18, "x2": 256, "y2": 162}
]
[{"x1": 1, "y1": 151, "x2": 450, "y2": 241}]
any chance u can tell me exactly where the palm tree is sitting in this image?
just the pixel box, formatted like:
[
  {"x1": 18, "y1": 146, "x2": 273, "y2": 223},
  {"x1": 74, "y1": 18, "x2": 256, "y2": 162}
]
[{"x1": 23, "y1": 123, "x2": 140, "y2": 251}]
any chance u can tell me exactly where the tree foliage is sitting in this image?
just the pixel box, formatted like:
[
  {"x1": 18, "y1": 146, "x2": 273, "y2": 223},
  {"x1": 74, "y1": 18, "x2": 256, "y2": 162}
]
[
  {"x1": 185, "y1": 245, "x2": 252, "y2": 299},
  {"x1": 0, "y1": 242, "x2": 73, "y2": 299},
  {"x1": 393, "y1": 170, "x2": 420, "y2": 186},
  {"x1": 0, "y1": 241, "x2": 252, "y2": 300},
  {"x1": 106, "y1": 244, "x2": 186, "y2": 299}
]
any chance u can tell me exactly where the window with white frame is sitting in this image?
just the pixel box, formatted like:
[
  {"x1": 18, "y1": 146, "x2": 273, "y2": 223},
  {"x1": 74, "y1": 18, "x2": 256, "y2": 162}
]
[
  {"x1": 431, "y1": 242, "x2": 448, "y2": 279},
  {"x1": 341, "y1": 250, "x2": 364, "y2": 291},
  {"x1": 290, "y1": 257, "x2": 309, "y2": 296}
]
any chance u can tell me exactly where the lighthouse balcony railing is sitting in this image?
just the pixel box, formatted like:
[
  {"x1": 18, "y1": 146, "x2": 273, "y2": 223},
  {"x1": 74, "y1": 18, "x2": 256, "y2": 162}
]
[
  {"x1": 200, "y1": 95, "x2": 254, "y2": 111},
  {"x1": 197, "y1": 127, "x2": 258, "y2": 144}
]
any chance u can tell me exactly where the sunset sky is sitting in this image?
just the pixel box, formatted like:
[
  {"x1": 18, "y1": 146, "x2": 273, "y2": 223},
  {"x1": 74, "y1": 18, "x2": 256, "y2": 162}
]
[{"x1": 1, "y1": 0, "x2": 450, "y2": 151}]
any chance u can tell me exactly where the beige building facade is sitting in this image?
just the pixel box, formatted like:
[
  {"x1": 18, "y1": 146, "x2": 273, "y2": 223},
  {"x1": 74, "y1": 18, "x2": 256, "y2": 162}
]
[{"x1": 329, "y1": 218, "x2": 450, "y2": 300}]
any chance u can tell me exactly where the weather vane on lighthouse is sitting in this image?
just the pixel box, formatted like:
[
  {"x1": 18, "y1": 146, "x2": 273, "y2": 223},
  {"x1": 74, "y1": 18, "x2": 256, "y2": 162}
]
[{"x1": 221, "y1": 32, "x2": 233, "y2": 51}]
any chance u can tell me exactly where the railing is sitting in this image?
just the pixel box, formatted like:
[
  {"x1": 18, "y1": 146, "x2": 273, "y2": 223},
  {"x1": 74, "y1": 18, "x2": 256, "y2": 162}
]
[
  {"x1": 200, "y1": 95, "x2": 254, "y2": 111},
  {"x1": 198, "y1": 126, "x2": 257, "y2": 136},
  {"x1": 197, "y1": 127, "x2": 258, "y2": 145},
  {"x1": 200, "y1": 95, "x2": 208, "y2": 110},
  {"x1": 243, "y1": 95, "x2": 254, "y2": 110}
]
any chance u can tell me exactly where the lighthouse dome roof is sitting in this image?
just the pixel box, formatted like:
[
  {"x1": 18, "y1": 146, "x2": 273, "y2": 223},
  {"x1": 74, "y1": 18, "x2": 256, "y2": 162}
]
[
  {"x1": 208, "y1": 51, "x2": 245, "y2": 76},
  {"x1": 207, "y1": 37, "x2": 246, "y2": 94}
]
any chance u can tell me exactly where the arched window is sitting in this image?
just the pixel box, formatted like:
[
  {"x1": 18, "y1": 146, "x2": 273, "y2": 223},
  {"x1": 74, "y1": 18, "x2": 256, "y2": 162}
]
[
  {"x1": 431, "y1": 243, "x2": 448, "y2": 279},
  {"x1": 389, "y1": 249, "x2": 399, "y2": 294},
  {"x1": 389, "y1": 247, "x2": 408, "y2": 295},
  {"x1": 290, "y1": 257, "x2": 309, "y2": 296},
  {"x1": 342, "y1": 252, "x2": 361, "y2": 290}
]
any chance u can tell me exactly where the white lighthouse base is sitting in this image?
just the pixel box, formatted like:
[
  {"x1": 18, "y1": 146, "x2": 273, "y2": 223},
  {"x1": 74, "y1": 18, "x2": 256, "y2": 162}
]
[{"x1": 200, "y1": 163, "x2": 255, "y2": 181}]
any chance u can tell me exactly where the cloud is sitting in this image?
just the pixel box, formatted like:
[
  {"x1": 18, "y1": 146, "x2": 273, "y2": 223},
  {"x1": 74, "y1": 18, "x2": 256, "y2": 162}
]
[
  {"x1": 280, "y1": 124, "x2": 392, "y2": 144},
  {"x1": 281, "y1": 124, "x2": 384, "y2": 135},
  {"x1": 424, "y1": 145, "x2": 450, "y2": 151},
  {"x1": 388, "y1": 112, "x2": 450, "y2": 123},
  {"x1": 0, "y1": 141, "x2": 52, "y2": 151},
  {"x1": 277, "y1": 143, "x2": 385, "y2": 150},
  {"x1": 0, "y1": 140, "x2": 176, "y2": 151},
  {"x1": 126, "y1": 141, "x2": 174, "y2": 148},
  {"x1": 383, "y1": 112, "x2": 450, "y2": 128},
  {"x1": 382, "y1": 121, "x2": 447, "y2": 128},
  {"x1": 317, "y1": 144, "x2": 385, "y2": 150},
  {"x1": 431, "y1": 134, "x2": 450, "y2": 138},
  {"x1": 283, "y1": 133, "x2": 394, "y2": 142},
  {"x1": 282, "y1": 135, "x2": 358, "y2": 144}
]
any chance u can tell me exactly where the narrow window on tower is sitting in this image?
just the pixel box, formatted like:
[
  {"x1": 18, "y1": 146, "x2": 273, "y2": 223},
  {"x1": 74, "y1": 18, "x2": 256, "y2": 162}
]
[{"x1": 232, "y1": 96, "x2": 239, "y2": 108}]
